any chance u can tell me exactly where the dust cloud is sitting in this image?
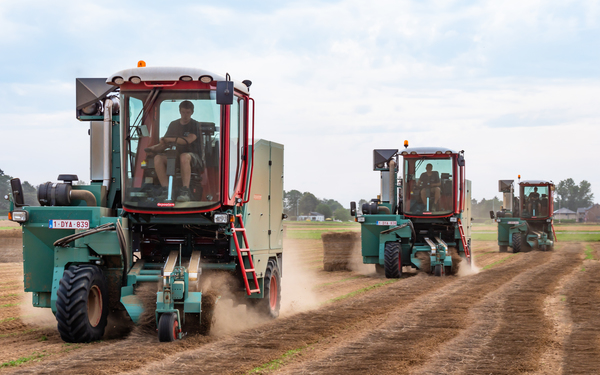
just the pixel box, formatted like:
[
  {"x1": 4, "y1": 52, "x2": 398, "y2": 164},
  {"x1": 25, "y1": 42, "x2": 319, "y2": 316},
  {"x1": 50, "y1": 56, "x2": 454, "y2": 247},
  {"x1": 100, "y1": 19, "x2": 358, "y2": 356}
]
[
  {"x1": 20, "y1": 292, "x2": 56, "y2": 327},
  {"x1": 198, "y1": 272, "x2": 270, "y2": 337},
  {"x1": 281, "y1": 241, "x2": 319, "y2": 315},
  {"x1": 458, "y1": 256, "x2": 480, "y2": 277},
  {"x1": 348, "y1": 239, "x2": 377, "y2": 276}
]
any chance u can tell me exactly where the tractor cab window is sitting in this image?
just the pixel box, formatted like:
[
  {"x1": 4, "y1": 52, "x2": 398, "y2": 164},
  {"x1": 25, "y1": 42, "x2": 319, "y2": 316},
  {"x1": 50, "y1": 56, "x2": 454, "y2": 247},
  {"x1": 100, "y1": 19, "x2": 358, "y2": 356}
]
[
  {"x1": 404, "y1": 157, "x2": 454, "y2": 215},
  {"x1": 520, "y1": 185, "x2": 550, "y2": 218},
  {"x1": 122, "y1": 90, "x2": 221, "y2": 211}
]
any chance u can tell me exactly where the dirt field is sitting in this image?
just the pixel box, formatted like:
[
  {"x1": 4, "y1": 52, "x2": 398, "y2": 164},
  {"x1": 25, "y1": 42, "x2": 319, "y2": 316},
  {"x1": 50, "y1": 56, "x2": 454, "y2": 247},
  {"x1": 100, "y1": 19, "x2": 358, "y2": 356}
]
[{"x1": 1, "y1": 228, "x2": 600, "y2": 373}]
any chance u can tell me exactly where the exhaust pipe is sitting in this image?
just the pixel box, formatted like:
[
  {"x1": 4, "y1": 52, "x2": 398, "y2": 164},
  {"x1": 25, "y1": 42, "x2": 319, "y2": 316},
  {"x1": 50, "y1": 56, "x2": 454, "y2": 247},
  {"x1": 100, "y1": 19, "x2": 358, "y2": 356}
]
[
  {"x1": 388, "y1": 159, "x2": 396, "y2": 212},
  {"x1": 70, "y1": 190, "x2": 97, "y2": 207},
  {"x1": 102, "y1": 97, "x2": 119, "y2": 190}
]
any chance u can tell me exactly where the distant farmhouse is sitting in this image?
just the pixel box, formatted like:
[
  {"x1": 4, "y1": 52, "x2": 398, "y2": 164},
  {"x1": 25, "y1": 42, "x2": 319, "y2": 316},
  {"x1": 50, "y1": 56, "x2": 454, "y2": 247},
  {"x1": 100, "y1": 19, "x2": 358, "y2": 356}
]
[
  {"x1": 577, "y1": 204, "x2": 600, "y2": 223},
  {"x1": 553, "y1": 208, "x2": 577, "y2": 221},
  {"x1": 298, "y1": 212, "x2": 325, "y2": 221}
]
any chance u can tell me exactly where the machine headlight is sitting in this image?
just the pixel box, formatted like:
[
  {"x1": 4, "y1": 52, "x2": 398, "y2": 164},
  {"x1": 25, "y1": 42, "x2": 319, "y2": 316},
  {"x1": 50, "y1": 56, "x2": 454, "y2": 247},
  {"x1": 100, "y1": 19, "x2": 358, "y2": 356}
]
[
  {"x1": 450, "y1": 217, "x2": 457, "y2": 222},
  {"x1": 130, "y1": 76, "x2": 141, "y2": 84},
  {"x1": 546, "y1": 219, "x2": 551, "y2": 222},
  {"x1": 213, "y1": 213, "x2": 229, "y2": 223},
  {"x1": 10, "y1": 210, "x2": 28, "y2": 222},
  {"x1": 357, "y1": 216, "x2": 365, "y2": 223},
  {"x1": 113, "y1": 77, "x2": 125, "y2": 85},
  {"x1": 199, "y1": 75, "x2": 213, "y2": 83}
]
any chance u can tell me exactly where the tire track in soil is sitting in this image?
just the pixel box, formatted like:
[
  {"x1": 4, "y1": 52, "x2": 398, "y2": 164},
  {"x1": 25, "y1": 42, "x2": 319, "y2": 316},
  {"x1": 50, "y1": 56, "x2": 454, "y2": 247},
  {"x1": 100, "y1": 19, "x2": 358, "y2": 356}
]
[
  {"x1": 274, "y1": 251, "x2": 553, "y2": 375},
  {"x1": 563, "y1": 242, "x2": 600, "y2": 374},
  {"x1": 53, "y1": 274, "x2": 453, "y2": 375},
  {"x1": 412, "y1": 243, "x2": 583, "y2": 375},
  {"x1": 121, "y1": 252, "x2": 542, "y2": 375}
]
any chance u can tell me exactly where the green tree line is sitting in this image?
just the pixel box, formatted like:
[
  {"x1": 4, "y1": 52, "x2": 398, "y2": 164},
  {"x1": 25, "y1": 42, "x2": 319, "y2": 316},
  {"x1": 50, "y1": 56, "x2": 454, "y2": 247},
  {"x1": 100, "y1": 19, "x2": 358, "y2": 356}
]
[{"x1": 284, "y1": 190, "x2": 351, "y2": 221}]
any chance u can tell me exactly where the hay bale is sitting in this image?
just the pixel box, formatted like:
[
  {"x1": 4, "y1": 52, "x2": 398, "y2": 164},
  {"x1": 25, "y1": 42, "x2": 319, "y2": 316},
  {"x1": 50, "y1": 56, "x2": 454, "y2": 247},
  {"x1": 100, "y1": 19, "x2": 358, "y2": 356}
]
[{"x1": 322, "y1": 231, "x2": 360, "y2": 271}]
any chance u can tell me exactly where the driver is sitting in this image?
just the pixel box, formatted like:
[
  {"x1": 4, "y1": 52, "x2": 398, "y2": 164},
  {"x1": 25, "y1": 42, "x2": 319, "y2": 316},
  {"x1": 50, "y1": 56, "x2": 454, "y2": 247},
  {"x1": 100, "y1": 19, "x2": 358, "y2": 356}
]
[
  {"x1": 145, "y1": 100, "x2": 201, "y2": 202},
  {"x1": 418, "y1": 163, "x2": 441, "y2": 210},
  {"x1": 528, "y1": 186, "x2": 540, "y2": 214}
]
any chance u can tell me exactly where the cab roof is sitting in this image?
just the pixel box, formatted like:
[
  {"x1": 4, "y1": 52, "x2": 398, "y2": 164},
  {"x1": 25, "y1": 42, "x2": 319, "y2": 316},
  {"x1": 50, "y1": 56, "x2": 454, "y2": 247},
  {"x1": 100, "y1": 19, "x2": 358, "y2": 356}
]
[
  {"x1": 521, "y1": 180, "x2": 554, "y2": 186},
  {"x1": 107, "y1": 66, "x2": 250, "y2": 95},
  {"x1": 400, "y1": 147, "x2": 457, "y2": 155}
]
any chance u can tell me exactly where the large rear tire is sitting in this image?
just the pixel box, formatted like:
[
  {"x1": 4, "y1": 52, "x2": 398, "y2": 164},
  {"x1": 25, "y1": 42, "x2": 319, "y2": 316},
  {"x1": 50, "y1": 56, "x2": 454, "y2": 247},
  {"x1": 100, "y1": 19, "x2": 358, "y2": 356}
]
[
  {"x1": 384, "y1": 242, "x2": 402, "y2": 279},
  {"x1": 255, "y1": 259, "x2": 281, "y2": 318},
  {"x1": 512, "y1": 233, "x2": 522, "y2": 253},
  {"x1": 56, "y1": 265, "x2": 109, "y2": 343},
  {"x1": 158, "y1": 313, "x2": 178, "y2": 342},
  {"x1": 434, "y1": 264, "x2": 442, "y2": 276}
]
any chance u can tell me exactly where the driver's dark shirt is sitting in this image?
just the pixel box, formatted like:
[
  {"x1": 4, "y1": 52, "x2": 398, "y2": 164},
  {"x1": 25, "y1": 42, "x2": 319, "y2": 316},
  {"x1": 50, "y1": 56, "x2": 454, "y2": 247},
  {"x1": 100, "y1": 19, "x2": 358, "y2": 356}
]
[
  {"x1": 529, "y1": 191, "x2": 540, "y2": 200},
  {"x1": 419, "y1": 171, "x2": 440, "y2": 186},
  {"x1": 164, "y1": 119, "x2": 201, "y2": 154}
]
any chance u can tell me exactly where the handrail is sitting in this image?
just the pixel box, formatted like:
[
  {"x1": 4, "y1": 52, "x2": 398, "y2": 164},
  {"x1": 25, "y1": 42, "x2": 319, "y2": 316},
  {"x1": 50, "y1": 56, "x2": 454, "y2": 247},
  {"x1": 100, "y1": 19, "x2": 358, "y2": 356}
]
[{"x1": 242, "y1": 97, "x2": 256, "y2": 204}]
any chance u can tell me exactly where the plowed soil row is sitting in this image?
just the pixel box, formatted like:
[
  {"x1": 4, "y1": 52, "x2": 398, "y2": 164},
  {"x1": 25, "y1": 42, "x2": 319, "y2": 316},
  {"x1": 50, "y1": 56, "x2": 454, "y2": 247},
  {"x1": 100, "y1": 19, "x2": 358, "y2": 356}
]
[
  {"x1": 115, "y1": 251, "x2": 553, "y2": 374},
  {"x1": 1, "y1": 238, "x2": 598, "y2": 374},
  {"x1": 275, "y1": 250, "x2": 563, "y2": 374},
  {"x1": 562, "y1": 242, "x2": 600, "y2": 374}
]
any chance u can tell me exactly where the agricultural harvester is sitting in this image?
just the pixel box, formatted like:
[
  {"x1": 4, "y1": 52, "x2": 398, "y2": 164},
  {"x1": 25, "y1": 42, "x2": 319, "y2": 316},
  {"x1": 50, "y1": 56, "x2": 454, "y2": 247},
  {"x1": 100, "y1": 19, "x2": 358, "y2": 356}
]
[
  {"x1": 5, "y1": 63, "x2": 284, "y2": 343},
  {"x1": 350, "y1": 144, "x2": 472, "y2": 278},
  {"x1": 490, "y1": 178, "x2": 556, "y2": 252}
]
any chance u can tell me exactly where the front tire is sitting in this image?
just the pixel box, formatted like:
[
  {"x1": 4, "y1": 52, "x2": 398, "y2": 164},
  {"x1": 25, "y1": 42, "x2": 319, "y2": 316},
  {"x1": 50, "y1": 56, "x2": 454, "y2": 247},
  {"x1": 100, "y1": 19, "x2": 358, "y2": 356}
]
[
  {"x1": 512, "y1": 233, "x2": 522, "y2": 253},
  {"x1": 384, "y1": 242, "x2": 402, "y2": 279},
  {"x1": 56, "y1": 265, "x2": 109, "y2": 343},
  {"x1": 158, "y1": 313, "x2": 178, "y2": 342}
]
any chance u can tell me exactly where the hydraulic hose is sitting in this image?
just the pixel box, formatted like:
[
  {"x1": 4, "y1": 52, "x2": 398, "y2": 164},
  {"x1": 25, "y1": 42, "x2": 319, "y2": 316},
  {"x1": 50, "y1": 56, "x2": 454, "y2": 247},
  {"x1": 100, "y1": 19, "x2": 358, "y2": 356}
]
[
  {"x1": 116, "y1": 219, "x2": 128, "y2": 286},
  {"x1": 53, "y1": 222, "x2": 115, "y2": 247},
  {"x1": 408, "y1": 221, "x2": 416, "y2": 254}
]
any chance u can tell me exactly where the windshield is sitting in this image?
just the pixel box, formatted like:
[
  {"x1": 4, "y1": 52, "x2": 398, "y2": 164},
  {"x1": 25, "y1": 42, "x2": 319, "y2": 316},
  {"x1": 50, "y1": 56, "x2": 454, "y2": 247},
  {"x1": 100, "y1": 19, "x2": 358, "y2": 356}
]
[
  {"x1": 403, "y1": 157, "x2": 454, "y2": 215},
  {"x1": 122, "y1": 90, "x2": 221, "y2": 211},
  {"x1": 520, "y1": 185, "x2": 550, "y2": 218}
]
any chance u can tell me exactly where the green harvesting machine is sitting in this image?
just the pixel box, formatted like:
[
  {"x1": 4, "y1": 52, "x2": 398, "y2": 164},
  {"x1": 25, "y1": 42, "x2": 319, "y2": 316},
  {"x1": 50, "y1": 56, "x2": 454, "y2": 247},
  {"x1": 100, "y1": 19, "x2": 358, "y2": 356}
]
[
  {"x1": 490, "y1": 178, "x2": 556, "y2": 252},
  {"x1": 350, "y1": 142, "x2": 472, "y2": 278},
  {"x1": 6, "y1": 62, "x2": 284, "y2": 342}
]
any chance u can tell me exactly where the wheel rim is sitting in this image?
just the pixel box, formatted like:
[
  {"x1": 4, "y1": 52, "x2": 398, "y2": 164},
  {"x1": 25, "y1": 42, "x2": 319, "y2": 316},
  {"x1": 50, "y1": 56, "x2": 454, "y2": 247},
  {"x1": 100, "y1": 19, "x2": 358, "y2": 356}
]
[
  {"x1": 172, "y1": 318, "x2": 179, "y2": 340},
  {"x1": 269, "y1": 275, "x2": 278, "y2": 311},
  {"x1": 87, "y1": 285, "x2": 102, "y2": 327}
]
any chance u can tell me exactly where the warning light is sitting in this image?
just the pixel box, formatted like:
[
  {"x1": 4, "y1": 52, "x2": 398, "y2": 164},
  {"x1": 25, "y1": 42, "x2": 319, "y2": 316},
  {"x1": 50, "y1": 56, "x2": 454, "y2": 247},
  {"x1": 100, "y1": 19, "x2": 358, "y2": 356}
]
[
  {"x1": 138, "y1": 60, "x2": 146, "y2": 67},
  {"x1": 518, "y1": 175, "x2": 521, "y2": 179},
  {"x1": 404, "y1": 140, "x2": 409, "y2": 148}
]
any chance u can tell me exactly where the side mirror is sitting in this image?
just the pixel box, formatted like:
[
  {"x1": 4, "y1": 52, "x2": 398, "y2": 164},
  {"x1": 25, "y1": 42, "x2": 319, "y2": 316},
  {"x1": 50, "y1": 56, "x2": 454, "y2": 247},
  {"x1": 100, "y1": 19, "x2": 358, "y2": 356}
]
[
  {"x1": 10, "y1": 178, "x2": 26, "y2": 207},
  {"x1": 489, "y1": 210, "x2": 495, "y2": 219},
  {"x1": 350, "y1": 201, "x2": 356, "y2": 216},
  {"x1": 457, "y1": 154, "x2": 465, "y2": 167},
  {"x1": 216, "y1": 80, "x2": 234, "y2": 105}
]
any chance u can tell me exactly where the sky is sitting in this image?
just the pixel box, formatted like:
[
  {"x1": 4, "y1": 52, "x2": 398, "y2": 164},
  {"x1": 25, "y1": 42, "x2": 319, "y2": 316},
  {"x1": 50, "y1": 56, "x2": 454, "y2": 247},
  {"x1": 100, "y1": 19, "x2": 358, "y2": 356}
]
[{"x1": 1, "y1": 0, "x2": 599, "y2": 207}]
